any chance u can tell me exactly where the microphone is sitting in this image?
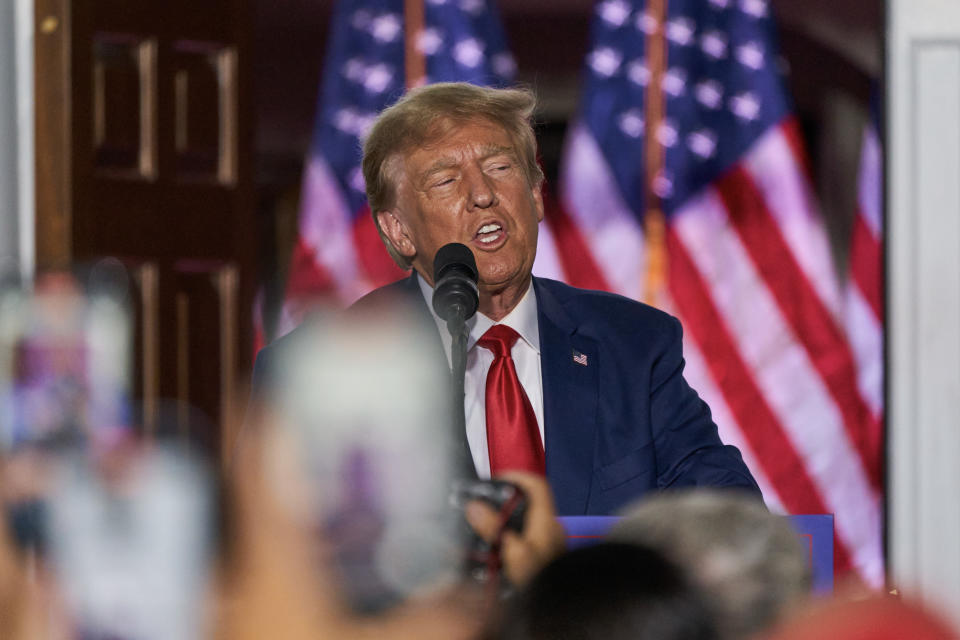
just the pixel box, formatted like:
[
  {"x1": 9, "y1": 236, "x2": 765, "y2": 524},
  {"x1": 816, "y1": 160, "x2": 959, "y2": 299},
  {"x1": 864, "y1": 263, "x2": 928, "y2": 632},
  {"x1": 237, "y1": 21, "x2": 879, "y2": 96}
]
[
  {"x1": 432, "y1": 243, "x2": 479, "y2": 326},
  {"x1": 431, "y1": 243, "x2": 479, "y2": 481}
]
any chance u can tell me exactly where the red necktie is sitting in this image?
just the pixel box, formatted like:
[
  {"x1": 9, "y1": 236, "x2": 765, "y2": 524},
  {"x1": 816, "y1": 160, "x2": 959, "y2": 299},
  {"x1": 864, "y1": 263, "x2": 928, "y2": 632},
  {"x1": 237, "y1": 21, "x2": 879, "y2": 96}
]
[{"x1": 477, "y1": 325, "x2": 545, "y2": 475}]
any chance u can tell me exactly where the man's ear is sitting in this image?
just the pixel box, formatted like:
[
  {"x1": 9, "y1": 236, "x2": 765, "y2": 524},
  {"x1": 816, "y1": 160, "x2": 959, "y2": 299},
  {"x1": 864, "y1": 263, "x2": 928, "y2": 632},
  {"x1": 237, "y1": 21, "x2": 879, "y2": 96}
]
[
  {"x1": 376, "y1": 210, "x2": 417, "y2": 259},
  {"x1": 531, "y1": 184, "x2": 545, "y2": 223}
]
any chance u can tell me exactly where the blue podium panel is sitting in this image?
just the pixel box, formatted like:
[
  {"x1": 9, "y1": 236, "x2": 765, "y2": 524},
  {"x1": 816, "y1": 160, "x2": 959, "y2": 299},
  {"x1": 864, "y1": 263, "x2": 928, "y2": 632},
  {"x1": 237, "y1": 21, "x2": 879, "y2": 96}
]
[
  {"x1": 558, "y1": 514, "x2": 834, "y2": 593},
  {"x1": 557, "y1": 516, "x2": 619, "y2": 548},
  {"x1": 787, "y1": 514, "x2": 834, "y2": 593}
]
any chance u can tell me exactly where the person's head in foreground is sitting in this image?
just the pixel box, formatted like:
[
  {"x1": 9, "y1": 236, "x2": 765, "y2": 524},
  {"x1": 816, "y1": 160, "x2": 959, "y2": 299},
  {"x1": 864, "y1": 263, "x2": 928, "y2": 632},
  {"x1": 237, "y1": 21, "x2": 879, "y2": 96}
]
[
  {"x1": 494, "y1": 542, "x2": 718, "y2": 640},
  {"x1": 363, "y1": 82, "x2": 545, "y2": 320},
  {"x1": 608, "y1": 489, "x2": 811, "y2": 640}
]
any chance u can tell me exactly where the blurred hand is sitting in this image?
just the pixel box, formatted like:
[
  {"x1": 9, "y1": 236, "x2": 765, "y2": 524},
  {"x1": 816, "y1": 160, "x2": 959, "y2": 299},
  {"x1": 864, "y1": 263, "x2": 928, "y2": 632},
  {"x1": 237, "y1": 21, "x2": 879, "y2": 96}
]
[
  {"x1": 217, "y1": 416, "x2": 485, "y2": 640},
  {"x1": 0, "y1": 516, "x2": 23, "y2": 637},
  {"x1": 353, "y1": 585, "x2": 487, "y2": 640},
  {"x1": 464, "y1": 471, "x2": 567, "y2": 587},
  {"x1": 217, "y1": 421, "x2": 357, "y2": 640},
  {"x1": 0, "y1": 461, "x2": 59, "y2": 640}
]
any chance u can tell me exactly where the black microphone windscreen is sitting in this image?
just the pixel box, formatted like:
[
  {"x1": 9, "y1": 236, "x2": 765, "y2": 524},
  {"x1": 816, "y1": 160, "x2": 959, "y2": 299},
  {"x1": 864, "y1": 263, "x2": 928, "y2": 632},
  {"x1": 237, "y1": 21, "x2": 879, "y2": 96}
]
[
  {"x1": 433, "y1": 243, "x2": 478, "y2": 283},
  {"x1": 431, "y1": 243, "x2": 479, "y2": 324}
]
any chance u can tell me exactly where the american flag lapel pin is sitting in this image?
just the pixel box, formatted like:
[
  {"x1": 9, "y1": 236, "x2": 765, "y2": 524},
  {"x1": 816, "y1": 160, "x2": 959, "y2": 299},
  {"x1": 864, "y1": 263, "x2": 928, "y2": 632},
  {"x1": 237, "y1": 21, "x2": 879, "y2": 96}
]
[{"x1": 572, "y1": 349, "x2": 588, "y2": 366}]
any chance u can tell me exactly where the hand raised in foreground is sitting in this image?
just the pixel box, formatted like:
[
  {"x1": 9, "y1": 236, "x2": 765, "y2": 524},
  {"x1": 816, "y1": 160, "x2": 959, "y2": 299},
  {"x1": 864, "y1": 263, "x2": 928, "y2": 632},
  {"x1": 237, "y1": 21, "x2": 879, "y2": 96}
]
[{"x1": 464, "y1": 471, "x2": 567, "y2": 587}]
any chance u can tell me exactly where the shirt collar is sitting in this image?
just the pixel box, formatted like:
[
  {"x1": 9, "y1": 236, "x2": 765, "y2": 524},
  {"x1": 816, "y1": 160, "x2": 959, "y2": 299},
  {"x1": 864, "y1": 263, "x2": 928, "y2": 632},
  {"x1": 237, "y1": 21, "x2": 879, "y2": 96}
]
[{"x1": 416, "y1": 272, "x2": 540, "y2": 363}]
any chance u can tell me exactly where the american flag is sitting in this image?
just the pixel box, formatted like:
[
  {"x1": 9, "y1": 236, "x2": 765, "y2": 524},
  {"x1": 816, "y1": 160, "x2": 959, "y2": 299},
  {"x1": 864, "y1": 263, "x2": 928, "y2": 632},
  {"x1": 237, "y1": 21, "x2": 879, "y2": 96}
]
[
  {"x1": 540, "y1": 0, "x2": 883, "y2": 583},
  {"x1": 844, "y1": 104, "x2": 884, "y2": 522},
  {"x1": 846, "y1": 106, "x2": 883, "y2": 422},
  {"x1": 271, "y1": 0, "x2": 516, "y2": 339}
]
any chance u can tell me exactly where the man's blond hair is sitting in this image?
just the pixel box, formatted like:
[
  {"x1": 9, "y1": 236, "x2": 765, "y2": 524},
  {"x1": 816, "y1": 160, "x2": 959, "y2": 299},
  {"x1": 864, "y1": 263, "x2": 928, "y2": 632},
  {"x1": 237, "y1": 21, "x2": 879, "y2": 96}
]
[{"x1": 361, "y1": 82, "x2": 544, "y2": 269}]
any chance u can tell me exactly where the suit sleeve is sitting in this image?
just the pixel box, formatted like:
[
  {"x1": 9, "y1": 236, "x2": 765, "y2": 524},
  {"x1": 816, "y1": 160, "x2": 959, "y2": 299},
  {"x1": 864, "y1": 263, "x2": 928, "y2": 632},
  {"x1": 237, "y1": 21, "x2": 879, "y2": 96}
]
[
  {"x1": 249, "y1": 342, "x2": 275, "y2": 404},
  {"x1": 649, "y1": 316, "x2": 762, "y2": 496},
  {"x1": 232, "y1": 341, "x2": 279, "y2": 463}
]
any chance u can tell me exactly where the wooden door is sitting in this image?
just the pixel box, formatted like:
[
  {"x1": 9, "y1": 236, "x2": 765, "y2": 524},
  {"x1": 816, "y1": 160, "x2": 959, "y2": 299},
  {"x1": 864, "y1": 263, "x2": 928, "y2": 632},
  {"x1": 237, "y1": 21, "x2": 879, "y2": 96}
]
[{"x1": 34, "y1": 0, "x2": 255, "y2": 462}]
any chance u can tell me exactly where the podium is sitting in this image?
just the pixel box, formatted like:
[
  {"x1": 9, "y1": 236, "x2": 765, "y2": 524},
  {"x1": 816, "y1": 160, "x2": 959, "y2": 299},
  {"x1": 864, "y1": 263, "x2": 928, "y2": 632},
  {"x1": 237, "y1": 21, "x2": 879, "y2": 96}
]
[{"x1": 558, "y1": 514, "x2": 834, "y2": 593}]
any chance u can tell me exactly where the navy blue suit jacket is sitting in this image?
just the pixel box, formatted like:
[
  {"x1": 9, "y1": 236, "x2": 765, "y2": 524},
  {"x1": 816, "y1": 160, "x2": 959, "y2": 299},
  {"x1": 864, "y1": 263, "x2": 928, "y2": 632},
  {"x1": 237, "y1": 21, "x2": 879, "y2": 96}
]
[{"x1": 251, "y1": 274, "x2": 760, "y2": 515}]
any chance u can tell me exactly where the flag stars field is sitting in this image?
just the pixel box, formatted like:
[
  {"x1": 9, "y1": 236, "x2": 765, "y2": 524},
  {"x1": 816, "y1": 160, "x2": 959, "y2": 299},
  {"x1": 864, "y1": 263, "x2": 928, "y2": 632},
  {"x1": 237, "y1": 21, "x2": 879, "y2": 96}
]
[
  {"x1": 618, "y1": 110, "x2": 646, "y2": 138},
  {"x1": 589, "y1": 48, "x2": 624, "y2": 77},
  {"x1": 664, "y1": 68, "x2": 688, "y2": 96},
  {"x1": 730, "y1": 92, "x2": 762, "y2": 121},
  {"x1": 740, "y1": 0, "x2": 769, "y2": 19},
  {"x1": 701, "y1": 30, "x2": 729, "y2": 59},
  {"x1": 667, "y1": 17, "x2": 697, "y2": 45},
  {"x1": 370, "y1": 13, "x2": 402, "y2": 42},
  {"x1": 598, "y1": 0, "x2": 632, "y2": 27},
  {"x1": 454, "y1": 38, "x2": 485, "y2": 68},
  {"x1": 492, "y1": 53, "x2": 517, "y2": 78},
  {"x1": 695, "y1": 80, "x2": 724, "y2": 109},
  {"x1": 637, "y1": 10, "x2": 660, "y2": 35},
  {"x1": 628, "y1": 59, "x2": 651, "y2": 85},
  {"x1": 417, "y1": 28, "x2": 444, "y2": 55},
  {"x1": 736, "y1": 41, "x2": 766, "y2": 71}
]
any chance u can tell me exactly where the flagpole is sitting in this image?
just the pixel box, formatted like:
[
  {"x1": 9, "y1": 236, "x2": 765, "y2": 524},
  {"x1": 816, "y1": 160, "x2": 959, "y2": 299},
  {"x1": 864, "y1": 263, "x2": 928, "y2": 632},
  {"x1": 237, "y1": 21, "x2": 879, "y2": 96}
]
[
  {"x1": 404, "y1": 0, "x2": 426, "y2": 88},
  {"x1": 642, "y1": 0, "x2": 668, "y2": 306}
]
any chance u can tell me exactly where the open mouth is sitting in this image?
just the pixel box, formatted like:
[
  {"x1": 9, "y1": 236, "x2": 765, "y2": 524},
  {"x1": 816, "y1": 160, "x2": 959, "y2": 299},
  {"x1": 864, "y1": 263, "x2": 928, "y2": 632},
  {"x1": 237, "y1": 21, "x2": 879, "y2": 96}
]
[{"x1": 474, "y1": 222, "x2": 504, "y2": 247}]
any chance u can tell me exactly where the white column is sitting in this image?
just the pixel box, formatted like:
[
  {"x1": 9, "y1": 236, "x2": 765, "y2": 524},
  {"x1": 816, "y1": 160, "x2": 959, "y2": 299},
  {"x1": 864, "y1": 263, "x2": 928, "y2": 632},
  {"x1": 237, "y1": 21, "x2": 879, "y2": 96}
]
[
  {"x1": 15, "y1": 0, "x2": 34, "y2": 282},
  {"x1": 0, "y1": 0, "x2": 34, "y2": 282},
  {"x1": 0, "y1": 0, "x2": 20, "y2": 271},
  {"x1": 888, "y1": 0, "x2": 960, "y2": 626}
]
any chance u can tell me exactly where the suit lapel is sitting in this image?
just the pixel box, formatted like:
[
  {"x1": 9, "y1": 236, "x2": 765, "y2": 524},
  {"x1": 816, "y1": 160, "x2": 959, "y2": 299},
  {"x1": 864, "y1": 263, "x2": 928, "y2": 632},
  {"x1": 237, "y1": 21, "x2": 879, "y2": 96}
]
[
  {"x1": 534, "y1": 278, "x2": 598, "y2": 515},
  {"x1": 387, "y1": 273, "x2": 450, "y2": 370}
]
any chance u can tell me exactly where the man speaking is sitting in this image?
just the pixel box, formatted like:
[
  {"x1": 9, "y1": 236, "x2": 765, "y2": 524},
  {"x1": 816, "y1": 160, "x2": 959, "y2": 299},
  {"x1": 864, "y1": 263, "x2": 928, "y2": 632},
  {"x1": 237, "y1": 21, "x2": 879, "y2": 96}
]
[{"x1": 254, "y1": 82, "x2": 760, "y2": 515}]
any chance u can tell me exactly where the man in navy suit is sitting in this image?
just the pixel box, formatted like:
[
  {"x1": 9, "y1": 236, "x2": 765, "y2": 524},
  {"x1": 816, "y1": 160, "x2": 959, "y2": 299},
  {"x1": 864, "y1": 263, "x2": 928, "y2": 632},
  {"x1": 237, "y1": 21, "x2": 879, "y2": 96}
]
[{"x1": 254, "y1": 82, "x2": 759, "y2": 515}]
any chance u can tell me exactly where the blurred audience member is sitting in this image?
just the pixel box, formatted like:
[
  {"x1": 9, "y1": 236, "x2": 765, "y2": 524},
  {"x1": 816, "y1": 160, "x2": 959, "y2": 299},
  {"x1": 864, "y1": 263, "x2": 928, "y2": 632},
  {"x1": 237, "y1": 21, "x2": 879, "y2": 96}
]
[
  {"x1": 494, "y1": 541, "x2": 717, "y2": 640},
  {"x1": 0, "y1": 467, "x2": 57, "y2": 639},
  {"x1": 608, "y1": 490, "x2": 810, "y2": 640},
  {"x1": 0, "y1": 516, "x2": 27, "y2": 638},
  {"x1": 767, "y1": 595, "x2": 959, "y2": 640},
  {"x1": 216, "y1": 416, "x2": 487, "y2": 640}
]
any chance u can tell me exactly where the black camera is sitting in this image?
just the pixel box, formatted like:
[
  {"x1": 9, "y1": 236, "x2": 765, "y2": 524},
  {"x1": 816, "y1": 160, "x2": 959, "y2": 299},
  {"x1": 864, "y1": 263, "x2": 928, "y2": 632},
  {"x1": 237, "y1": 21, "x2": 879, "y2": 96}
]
[{"x1": 450, "y1": 479, "x2": 528, "y2": 583}]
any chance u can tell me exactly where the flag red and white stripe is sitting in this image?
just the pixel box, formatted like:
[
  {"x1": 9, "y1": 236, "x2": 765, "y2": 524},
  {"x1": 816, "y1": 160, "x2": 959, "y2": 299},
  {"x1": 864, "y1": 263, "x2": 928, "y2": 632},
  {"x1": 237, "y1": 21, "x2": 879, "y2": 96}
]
[
  {"x1": 844, "y1": 118, "x2": 884, "y2": 489},
  {"x1": 847, "y1": 122, "x2": 884, "y2": 406},
  {"x1": 551, "y1": 117, "x2": 884, "y2": 585}
]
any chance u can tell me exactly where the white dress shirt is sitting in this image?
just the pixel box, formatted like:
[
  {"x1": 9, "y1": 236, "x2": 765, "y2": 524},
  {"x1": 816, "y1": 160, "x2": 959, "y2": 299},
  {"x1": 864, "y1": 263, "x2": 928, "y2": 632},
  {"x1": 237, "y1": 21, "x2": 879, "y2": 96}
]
[{"x1": 418, "y1": 274, "x2": 545, "y2": 478}]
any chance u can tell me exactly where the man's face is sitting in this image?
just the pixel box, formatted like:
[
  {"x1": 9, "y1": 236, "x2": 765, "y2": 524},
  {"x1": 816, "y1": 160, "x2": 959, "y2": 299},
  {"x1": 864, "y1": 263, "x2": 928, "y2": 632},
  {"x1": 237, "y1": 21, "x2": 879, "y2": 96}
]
[{"x1": 379, "y1": 119, "x2": 544, "y2": 296}]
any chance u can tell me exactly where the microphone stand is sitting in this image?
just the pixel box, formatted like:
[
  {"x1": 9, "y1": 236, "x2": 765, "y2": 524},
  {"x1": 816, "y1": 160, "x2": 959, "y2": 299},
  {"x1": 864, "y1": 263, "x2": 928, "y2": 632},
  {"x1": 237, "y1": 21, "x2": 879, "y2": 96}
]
[
  {"x1": 447, "y1": 315, "x2": 477, "y2": 480},
  {"x1": 432, "y1": 242, "x2": 480, "y2": 480}
]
